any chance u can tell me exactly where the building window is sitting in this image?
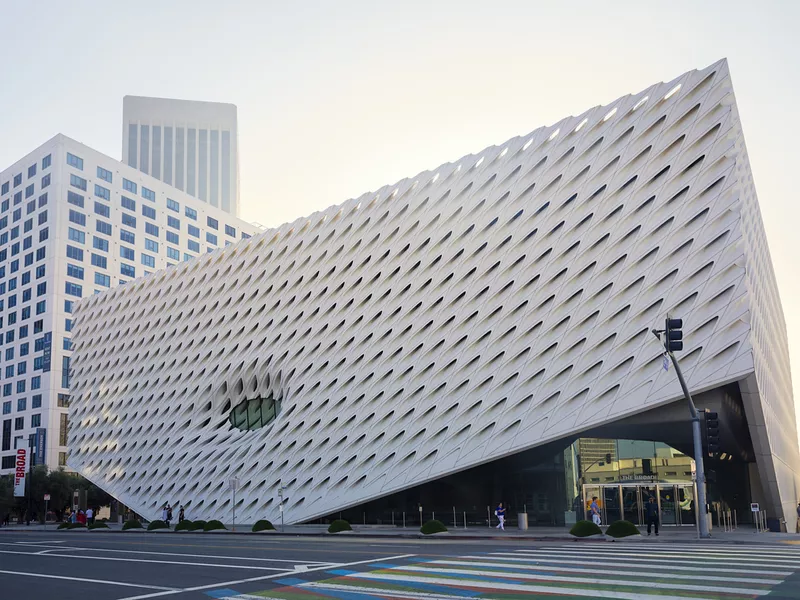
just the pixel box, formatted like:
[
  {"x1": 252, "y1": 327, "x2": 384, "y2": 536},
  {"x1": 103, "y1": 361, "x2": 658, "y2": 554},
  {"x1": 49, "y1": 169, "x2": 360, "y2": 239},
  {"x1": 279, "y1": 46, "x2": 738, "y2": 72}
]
[
  {"x1": 142, "y1": 187, "x2": 155, "y2": 202},
  {"x1": 65, "y1": 319, "x2": 72, "y2": 332},
  {"x1": 63, "y1": 337, "x2": 72, "y2": 351},
  {"x1": 31, "y1": 414, "x2": 40, "y2": 428},
  {"x1": 91, "y1": 253, "x2": 107, "y2": 269},
  {"x1": 65, "y1": 245, "x2": 83, "y2": 261},
  {"x1": 187, "y1": 240, "x2": 200, "y2": 253},
  {"x1": 42, "y1": 154, "x2": 51, "y2": 169},
  {"x1": 95, "y1": 273, "x2": 110, "y2": 287},
  {"x1": 58, "y1": 452, "x2": 66, "y2": 466},
  {"x1": 94, "y1": 201, "x2": 110, "y2": 218},
  {"x1": 167, "y1": 247, "x2": 180, "y2": 260},
  {"x1": 14, "y1": 417, "x2": 23, "y2": 430},
  {"x1": 57, "y1": 394, "x2": 69, "y2": 408},
  {"x1": 36, "y1": 247, "x2": 46, "y2": 261},
  {"x1": 68, "y1": 209, "x2": 86, "y2": 226},
  {"x1": 145, "y1": 222, "x2": 159, "y2": 237},
  {"x1": 1, "y1": 181, "x2": 7, "y2": 195},
  {"x1": 121, "y1": 213, "x2": 136, "y2": 228},
  {"x1": 144, "y1": 238, "x2": 158, "y2": 253},
  {"x1": 66, "y1": 152, "x2": 83, "y2": 170},
  {"x1": 206, "y1": 232, "x2": 218, "y2": 245},
  {"x1": 68, "y1": 227, "x2": 85, "y2": 244},
  {"x1": 141, "y1": 253, "x2": 155, "y2": 268},
  {"x1": 39, "y1": 228, "x2": 49, "y2": 243},
  {"x1": 41, "y1": 174, "x2": 51, "y2": 189},
  {"x1": 38, "y1": 193, "x2": 48, "y2": 208},
  {"x1": 225, "y1": 224, "x2": 236, "y2": 237},
  {"x1": 94, "y1": 185, "x2": 110, "y2": 201},
  {"x1": 1, "y1": 401, "x2": 9, "y2": 414},
  {"x1": 207, "y1": 216, "x2": 218, "y2": 230},
  {"x1": 64, "y1": 282, "x2": 82, "y2": 297},
  {"x1": 120, "y1": 263, "x2": 135, "y2": 278},
  {"x1": 59, "y1": 413, "x2": 68, "y2": 445},
  {"x1": 67, "y1": 191, "x2": 84, "y2": 208},
  {"x1": 16, "y1": 381, "x2": 25, "y2": 394},
  {"x1": 142, "y1": 204, "x2": 156, "y2": 219},
  {"x1": 120, "y1": 246, "x2": 135, "y2": 261},
  {"x1": 93, "y1": 236, "x2": 109, "y2": 252},
  {"x1": 70, "y1": 174, "x2": 87, "y2": 191},
  {"x1": 167, "y1": 198, "x2": 179, "y2": 212},
  {"x1": 32, "y1": 395, "x2": 41, "y2": 409},
  {"x1": 166, "y1": 231, "x2": 179, "y2": 245},
  {"x1": 38, "y1": 210, "x2": 47, "y2": 226},
  {"x1": 97, "y1": 166, "x2": 113, "y2": 183},
  {"x1": 123, "y1": 178, "x2": 137, "y2": 194},
  {"x1": 67, "y1": 264, "x2": 84, "y2": 280},
  {"x1": 36, "y1": 282, "x2": 46, "y2": 296},
  {"x1": 64, "y1": 300, "x2": 73, "y2": 313},
  {"x1": 31, "y1": 376, "x2": 40, "y2": 391},
  {"x1": 185, "y1": 206, "x2": 197, "y2": 220},
  {"x1": 25, "y1": 184, "x2": 34, "y2": 199},
  {"x1": 121, "y1": 196, "x2": 136, "y2": 211},
  {"x1": 27, "y1": 164, "x2": 37, "y2": 178},
  {"x1": 188, "y1": 224, "x2": 199, "y2": 238},
  {"x1": 35, "y1": 300, "x2": 45, "y2": 315},
  {"x1": 17, "y1": 398, "x2": 26, "y2": 411},
  {"x1": 120, "y1": 229, "x2": 135, "y2": 244},
  {"x1": 96, "y1": 220, "x2": 112, "y2": 236}
]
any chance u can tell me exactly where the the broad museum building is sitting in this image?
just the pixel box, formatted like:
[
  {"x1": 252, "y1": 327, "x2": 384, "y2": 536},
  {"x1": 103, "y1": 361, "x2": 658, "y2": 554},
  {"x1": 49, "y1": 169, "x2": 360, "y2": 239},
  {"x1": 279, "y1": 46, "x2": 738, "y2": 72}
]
[{"x1": 69, "y1": 59, "x2": 800, "y2": 530}]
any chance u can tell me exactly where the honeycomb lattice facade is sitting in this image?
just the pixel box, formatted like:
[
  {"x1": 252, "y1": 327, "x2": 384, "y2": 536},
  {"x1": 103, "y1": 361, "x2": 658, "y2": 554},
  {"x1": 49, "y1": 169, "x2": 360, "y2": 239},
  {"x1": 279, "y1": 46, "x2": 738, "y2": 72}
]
[{"x1": 69, "y1": 59, "x2": 800, "y2": 525}]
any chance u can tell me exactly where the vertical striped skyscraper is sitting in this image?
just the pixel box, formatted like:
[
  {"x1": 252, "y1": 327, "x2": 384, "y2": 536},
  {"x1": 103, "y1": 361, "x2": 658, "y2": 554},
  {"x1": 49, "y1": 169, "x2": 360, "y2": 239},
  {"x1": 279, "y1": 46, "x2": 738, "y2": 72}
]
[{"x1": 122, "y1": 96, "x2": 239, "y2": 216}]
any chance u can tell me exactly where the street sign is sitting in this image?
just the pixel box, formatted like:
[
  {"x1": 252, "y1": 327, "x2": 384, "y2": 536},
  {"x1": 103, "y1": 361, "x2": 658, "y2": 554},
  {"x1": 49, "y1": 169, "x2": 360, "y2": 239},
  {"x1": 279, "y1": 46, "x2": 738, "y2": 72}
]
[
  {"x1": 228, "y1": 476, "x2": 240, "y2": 491},
  {"x1": 662, "y1": 355, "x2": 669, "y2": 371},
  {"x1": 44, "y1": 494, "x2": 50, "y2": 501},
  {"x1": 751, "y1": 503, "x2": 760, "y2": 512}
]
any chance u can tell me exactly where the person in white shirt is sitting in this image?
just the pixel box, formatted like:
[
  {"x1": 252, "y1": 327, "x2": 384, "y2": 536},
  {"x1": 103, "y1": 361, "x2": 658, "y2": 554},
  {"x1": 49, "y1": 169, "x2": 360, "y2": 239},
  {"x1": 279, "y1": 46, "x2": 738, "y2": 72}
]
[{"x1": 86, "y1": 507, "x2": 94, "y2": 525}]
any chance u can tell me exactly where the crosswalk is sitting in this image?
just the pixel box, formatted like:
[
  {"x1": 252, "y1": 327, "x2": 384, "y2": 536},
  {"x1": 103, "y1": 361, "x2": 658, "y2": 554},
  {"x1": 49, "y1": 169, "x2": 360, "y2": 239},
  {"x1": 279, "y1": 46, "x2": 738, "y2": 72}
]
[{"x1": 250, "y1": 543, "x2": 800, "y2": 599}]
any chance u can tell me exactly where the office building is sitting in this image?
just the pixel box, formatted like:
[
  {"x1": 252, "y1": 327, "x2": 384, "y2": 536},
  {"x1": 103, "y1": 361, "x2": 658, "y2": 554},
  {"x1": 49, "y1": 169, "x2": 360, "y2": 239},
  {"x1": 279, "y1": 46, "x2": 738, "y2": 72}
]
[
  {"x1": 0, "y1": 134, "x2": 259, "y2": 476},
  {"x1": 122, "y1": 96, "x2": 240, "y2": 216},
  {"x1": 69, "y1": 60, "x2": 800, "y2": 529}
]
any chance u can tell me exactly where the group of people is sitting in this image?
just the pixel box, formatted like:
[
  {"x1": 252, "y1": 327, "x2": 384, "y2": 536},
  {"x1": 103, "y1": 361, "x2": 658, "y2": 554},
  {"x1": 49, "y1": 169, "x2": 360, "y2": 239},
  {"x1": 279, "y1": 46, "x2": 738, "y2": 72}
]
[
  {"x1": 160, "y1": 503, "x2": 185, "y2": 527},
  {"x1": 589, "y1": 495, "x2": 660, "y2": 535},
  {"x1": 65, "y1": 507, "x2": 96, "y2": 525}
]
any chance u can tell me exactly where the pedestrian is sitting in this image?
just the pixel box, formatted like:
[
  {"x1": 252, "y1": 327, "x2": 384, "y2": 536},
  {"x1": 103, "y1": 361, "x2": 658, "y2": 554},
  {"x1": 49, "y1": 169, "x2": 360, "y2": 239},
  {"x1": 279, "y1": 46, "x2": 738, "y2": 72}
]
[
  {"x1": 161, "y1": 503, "x2": 169, "y2": 525},
  {"x1": 495, "y1": 502, "x2": 506, "y2": 531},
  {"x1": 167, "y1": 504, "x2": 173, "y2": 527},
  {"x1": 796, "y1": 502, "x2": 800, "y2": 533},
  {"x1": 590, "y1": 496, "x2": 601, "y2": 527},
  {"x1": 645, "y1": 496, "x2": 660, "y2": 536},
  {"x1": 70, "y1": 510, "x2": 77, "y2": 524},
  {"x1": 86, "y1": 507, "x2": 94, "y2": 525},
  {"x1": 178, "y1": 505, "x2": 185, "y2": 523}
]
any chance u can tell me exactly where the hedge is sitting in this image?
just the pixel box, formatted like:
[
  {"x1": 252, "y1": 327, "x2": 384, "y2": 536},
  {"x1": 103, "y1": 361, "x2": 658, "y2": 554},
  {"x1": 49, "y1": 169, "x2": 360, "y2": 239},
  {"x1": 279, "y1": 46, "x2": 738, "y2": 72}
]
[
  {"x1": 605, "y1": 520, "x2": 640, "y2": 538},
  {"x1": 147, "y1": 519, "x2": 169, "y2": 531},
  {"x1": 174, "y1": 520, "x2": 194, "y2": 531},
  {"x1": 327, "y1": 519, "x2": 352, "y2": 533},
  {"x1": 569, "y1": 519, "x2": 602, "y2": 537},
  {"x1": 88, "y1": 522, "x2": 109, "y2": 530},
  {"x1": 420, "y1": 519, "x2": 448, "y2": 535},
  {"x1": 122, "y1": 519, "x2": 143, "y2": 531},
  {"x1": 252, "y1": 519, "x2": 276, "y2": 532},
  {"x1": 57, "y1": 522, "x2": 70, "y2": 530},
  {"x1": 189, "y1": 520, "x2": 207, "y2": 531},
  {"x1": 204, "y1": 519, "x2": 227, "y2": 532}
]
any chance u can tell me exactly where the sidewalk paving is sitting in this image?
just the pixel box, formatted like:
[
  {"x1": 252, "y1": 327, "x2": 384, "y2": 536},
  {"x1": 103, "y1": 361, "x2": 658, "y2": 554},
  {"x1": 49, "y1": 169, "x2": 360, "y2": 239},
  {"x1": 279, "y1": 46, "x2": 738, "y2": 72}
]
[{"x1": 1, "y1": 521, "x2": 797, "y2": 544}]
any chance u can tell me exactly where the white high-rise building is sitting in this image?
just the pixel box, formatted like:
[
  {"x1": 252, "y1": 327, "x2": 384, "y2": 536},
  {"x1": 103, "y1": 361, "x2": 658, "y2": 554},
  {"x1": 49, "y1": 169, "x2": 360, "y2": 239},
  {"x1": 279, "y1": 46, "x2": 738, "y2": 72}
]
[
  {"x1": 0, "y1": 134, "x2": 259, "y2": 475},
  {"x1": 122, "y1": 96, "x2": 240, "y2": 216}
]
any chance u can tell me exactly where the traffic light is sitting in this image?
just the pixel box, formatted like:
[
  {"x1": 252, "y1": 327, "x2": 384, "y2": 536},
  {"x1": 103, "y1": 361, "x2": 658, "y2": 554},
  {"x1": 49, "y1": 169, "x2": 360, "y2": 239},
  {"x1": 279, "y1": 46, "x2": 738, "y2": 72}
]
[
  {"x1": 665, "y1": 318, "x2": 683, "y2": 352},
  {"x1": 705, "y1": 410, "x2": 720, "y2": 458},
  {"x1": 605, "y1": 453, "x2": 612, "y2": 464}
]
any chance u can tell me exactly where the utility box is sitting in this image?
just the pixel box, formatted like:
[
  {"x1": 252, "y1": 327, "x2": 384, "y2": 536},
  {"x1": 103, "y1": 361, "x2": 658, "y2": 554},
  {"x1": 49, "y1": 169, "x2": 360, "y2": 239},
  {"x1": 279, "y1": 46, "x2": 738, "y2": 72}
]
[{"x1": 518, "y1": 513, "x2": 528, "y2": 530}]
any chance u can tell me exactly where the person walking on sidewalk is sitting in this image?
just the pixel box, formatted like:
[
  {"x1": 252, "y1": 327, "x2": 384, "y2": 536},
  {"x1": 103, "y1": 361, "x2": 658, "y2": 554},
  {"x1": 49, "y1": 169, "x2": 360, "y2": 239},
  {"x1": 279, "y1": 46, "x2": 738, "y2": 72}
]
[
  {"x1": 590, "y1": 496, "x2": 601, "y2": 526},
  {"x1": 646, "y1": 496, "x2": 660, "y2": 536},
  {"x1": 796, "y1": 502, "x2": 800, "y2": 533},
  {"x1": 495, "y1": 503, "x2": 506, "y2": 530}
]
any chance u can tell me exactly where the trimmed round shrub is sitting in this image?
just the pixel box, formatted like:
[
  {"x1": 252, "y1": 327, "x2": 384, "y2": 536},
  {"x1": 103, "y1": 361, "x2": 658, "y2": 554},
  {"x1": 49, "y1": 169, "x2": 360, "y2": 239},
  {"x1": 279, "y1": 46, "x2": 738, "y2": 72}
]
[
  {"x1": 88, "y1": 522, "x2": 109, "y2": 530},
  {"x1": 174, "y1": 520, "x2": 194, "y2": 531},
  {"x1": 252, "y1": 519, "x2": 275, "y2": 532},
  {"x1": 605, "y1": 520, "x2": 640, "y2": 538},
  {"x1": 204, "y1": 519, "x2": 227, "y2": 532},
  {"x1": 327, "y1": 519, "x2": 352, "y2": 533},
  {"x1": 420, "y1": 519, "x2": 448, "y2": 535},
  {"x1": 57, "y1": 522, "x2": 70, "y2": 530},
  {"x1": 570, "y1": 519, "x2": 602, "y2": 537},
  {"x1": 189, "y1": 520, "x2": 207, "y2": 531},
  {"x1": 122, "y1": 519, "x2": 143, "y2": 531},
  {"x1": 147, "y1": 519, "x2": 169, "y2": 531},
  {"x1": 67, "y1": 522, "x2": 86, "y2": 529}
]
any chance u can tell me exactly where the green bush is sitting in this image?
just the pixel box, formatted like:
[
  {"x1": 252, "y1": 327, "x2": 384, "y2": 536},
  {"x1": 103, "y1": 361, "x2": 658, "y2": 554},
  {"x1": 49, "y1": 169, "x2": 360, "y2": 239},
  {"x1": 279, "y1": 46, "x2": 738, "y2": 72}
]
[
  {"x1": 122, "y1": 519, "x2": 143, "y2": 531},
  {"x1": 147, "y1": 519, "x2": 169, "y2": 531},
  {"x1": 420, "y1": 519, "x2": 448, "y2": 535},
  {"x1": 88, "y1": 522, "x2": 109, "y2": 530},
  {"x1": 252, "y1": 519, "x2": 276, "y2": 532},
  {"x1": 570, "y1": 520, "x2": 602, "y2": 537},
  {"x1": 327, "y1": 519, "x2": 352, "y2": 533},
  {"x1": 605, "y1": 520, "x2": 640, "y2": 538},
  {"x1": 204, "y1": 519, "x2": 227, "y2": 532},
  {"x1": 67, "y1": 522, "x2": 86, "y2": 529},
  {"x1": 57, "y1": 522, "x2": 70, "y2": 530},
  {"x1": 189, "y1": 520, "x2": 207, "y2": 531},
  {"x1": 174, "y1": 520, "x2": 194, "y2": 531}
]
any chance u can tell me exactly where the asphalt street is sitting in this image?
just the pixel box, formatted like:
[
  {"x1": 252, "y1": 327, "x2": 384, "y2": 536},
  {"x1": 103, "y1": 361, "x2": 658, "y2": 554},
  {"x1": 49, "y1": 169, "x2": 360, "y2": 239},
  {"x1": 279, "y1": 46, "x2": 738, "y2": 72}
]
[{"x1": 2, "y1": 530, "x2": 800, "y2": 599}]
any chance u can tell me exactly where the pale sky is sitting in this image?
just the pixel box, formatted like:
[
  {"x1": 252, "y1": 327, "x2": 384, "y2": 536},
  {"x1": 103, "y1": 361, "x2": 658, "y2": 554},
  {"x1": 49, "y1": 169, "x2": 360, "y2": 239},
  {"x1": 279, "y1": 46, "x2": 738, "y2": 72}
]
[{"x1": 2, "y1": 1, "x2": 800, "y2": 410}]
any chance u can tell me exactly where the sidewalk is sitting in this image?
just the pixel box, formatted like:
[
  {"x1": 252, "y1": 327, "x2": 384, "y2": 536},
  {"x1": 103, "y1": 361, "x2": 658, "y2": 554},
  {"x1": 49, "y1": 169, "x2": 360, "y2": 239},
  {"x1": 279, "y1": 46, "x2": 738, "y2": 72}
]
[{"x1": 1, "y1": 522, "x2": 797, "y2": 544}]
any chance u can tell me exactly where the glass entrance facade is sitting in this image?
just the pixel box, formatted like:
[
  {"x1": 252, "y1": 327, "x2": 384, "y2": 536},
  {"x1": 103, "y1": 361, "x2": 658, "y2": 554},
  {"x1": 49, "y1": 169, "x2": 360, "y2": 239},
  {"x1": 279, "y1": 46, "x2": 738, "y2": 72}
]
[{"x1": 582, "y1": 483, "x2": 697, "y2": 526}]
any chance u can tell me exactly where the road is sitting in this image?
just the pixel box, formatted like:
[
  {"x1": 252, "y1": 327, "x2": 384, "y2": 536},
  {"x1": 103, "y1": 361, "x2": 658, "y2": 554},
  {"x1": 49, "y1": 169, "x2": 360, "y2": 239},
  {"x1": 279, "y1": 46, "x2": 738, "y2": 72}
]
[{"x1": 1, "y1": 530, "x2": 800, "y2": 599}]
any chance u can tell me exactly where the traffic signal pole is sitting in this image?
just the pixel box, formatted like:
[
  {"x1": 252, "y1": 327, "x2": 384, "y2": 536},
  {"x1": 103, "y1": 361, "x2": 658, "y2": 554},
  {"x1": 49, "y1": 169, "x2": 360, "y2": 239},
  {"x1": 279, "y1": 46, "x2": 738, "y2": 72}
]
[{"x1": 653, "y1": 318, "x2": 711, "y2": 539}]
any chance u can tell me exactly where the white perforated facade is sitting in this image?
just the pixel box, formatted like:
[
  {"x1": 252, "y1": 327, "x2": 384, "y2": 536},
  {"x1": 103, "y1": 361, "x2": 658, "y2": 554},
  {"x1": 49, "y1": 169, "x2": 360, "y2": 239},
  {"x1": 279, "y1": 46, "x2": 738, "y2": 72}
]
[{"x1": 69, "y1": 59, "x2": 800, "y2": 526}]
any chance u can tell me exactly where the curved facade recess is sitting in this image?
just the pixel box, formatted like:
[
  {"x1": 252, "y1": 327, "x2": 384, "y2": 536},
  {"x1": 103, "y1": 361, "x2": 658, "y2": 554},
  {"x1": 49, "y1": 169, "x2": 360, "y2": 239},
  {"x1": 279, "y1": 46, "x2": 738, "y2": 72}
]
[{"x1": 69, "y1": 59, "x2": 800, "y2": 527}]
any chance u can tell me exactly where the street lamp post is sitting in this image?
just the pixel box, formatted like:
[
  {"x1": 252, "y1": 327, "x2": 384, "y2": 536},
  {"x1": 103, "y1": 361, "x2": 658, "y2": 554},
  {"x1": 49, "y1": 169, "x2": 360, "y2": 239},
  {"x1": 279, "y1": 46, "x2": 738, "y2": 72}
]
[
  {"x1": 228, "y1": 477, "x2": 240, "y2": 532},
  {"x1": 278, "y1": 486, "x2": 288, "y2": 532}
]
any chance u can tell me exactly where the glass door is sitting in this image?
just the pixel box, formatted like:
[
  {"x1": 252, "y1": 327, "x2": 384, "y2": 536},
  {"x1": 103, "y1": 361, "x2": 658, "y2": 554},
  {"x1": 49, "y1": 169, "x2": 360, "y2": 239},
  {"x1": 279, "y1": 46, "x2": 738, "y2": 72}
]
[
  {"x1": 583, "y1": 485, "x2": 601, "y2": 522},
  {"x1": 603, "y1": 485, "x2": 621, "y2": 525},
  {"x1": 622, "y1": 485, "x2": 643, "y2": 525},
  {"x1": 658, "y1": 485, "x2": 677, "y2": 525},
  {"x1": 677, "y1": 484, "x2": 696, "y2": 526}
]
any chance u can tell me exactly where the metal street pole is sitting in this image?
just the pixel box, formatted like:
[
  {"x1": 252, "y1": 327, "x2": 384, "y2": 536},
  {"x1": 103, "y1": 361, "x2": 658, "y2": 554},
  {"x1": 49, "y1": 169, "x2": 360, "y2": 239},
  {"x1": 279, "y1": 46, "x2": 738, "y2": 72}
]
[
  {"x1": 26, "y1": 436, "x2": 33, "y2": 526},
  {"x1": 652, "y1": 329, "x2": 710, "y2": 539}
]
